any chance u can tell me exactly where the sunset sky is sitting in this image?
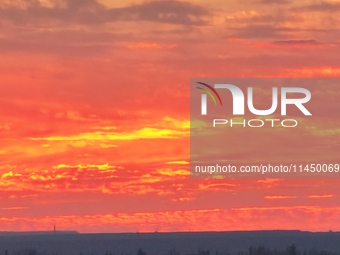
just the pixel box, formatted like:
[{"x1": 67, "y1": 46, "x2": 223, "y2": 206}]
[{"x1": 1, "y1": 0, "x2": 340, "y2": 233}]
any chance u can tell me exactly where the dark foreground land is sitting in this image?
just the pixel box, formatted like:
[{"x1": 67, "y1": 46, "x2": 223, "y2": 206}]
[{"x1": 0, "y1": 230, "x2": 340, "y2": 255}]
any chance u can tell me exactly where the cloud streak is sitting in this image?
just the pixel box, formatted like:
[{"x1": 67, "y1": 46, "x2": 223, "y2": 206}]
[{"x1": 0, "y1": 0, "x2": 210, "y2": 26}]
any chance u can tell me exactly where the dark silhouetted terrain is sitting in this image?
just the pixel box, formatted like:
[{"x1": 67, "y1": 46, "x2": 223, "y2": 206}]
[{"x1": 1, "y1": 231, "x2": 340, "y2": 255}]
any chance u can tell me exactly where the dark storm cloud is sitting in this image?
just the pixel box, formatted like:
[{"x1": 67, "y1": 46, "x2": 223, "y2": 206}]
[
  {"x1": 227, "y1": 13, "x2": 300, "y2": 25},
  {"x1": 293, "y1": 1, "x2": 340, "y2": 13},
  {"x1": 272, "y1": 39, "x2": 320, "y2": 45},
  {"x1": 229, "y1": 25, "x2": 295, "y2": 39},
  {"x1": 109, "y1": 1, "x2": 210, "y2": 25},
  {"x1": 0, "y1": 0, "x2": 210, "y2": 54},
  {"x1": 0, "y1": 0, "x2": 210, "y2": 26}
]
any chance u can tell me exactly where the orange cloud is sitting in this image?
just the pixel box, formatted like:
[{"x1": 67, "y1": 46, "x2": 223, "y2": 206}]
[
  {"x1": 265, "y1": 196, "x2": 297, "y2": 200},
  {"x1": 1, "y1": 207, "x2": 28, "y2": 211},
  {"x1": 308, "y1": 195, "x2": 334, "y2": 199},
  {"x1": 127, "y1": 43, "x2": 177, "y2": 49},
  {"x1": 1, "y1": 206, "x2": 340, "y2": 232}
]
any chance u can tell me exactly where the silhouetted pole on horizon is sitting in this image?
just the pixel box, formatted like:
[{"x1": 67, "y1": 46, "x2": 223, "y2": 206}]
[{"x1": 54, "y1": 224, "x2": 56, "y2": 232}]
